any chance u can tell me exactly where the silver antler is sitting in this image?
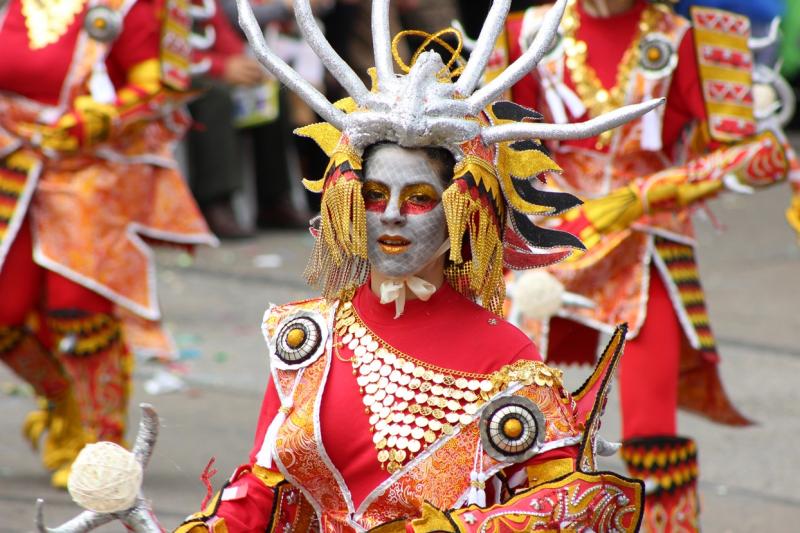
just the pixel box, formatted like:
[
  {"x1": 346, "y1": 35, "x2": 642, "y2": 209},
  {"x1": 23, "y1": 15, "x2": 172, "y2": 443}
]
[
  {"x1": 35, "y1": 503, "x2": 114, "y2": 533},
  {"x1": 467, "y1": 0, "x2": 567, "y2": 113},
  {"x1": 237, "y1": 0, "x2": 662, "y2": 152},
  {"x1": 293, "y1": 0, "x2": 373, "y2": 105},
  {"x1": 481, "y1": 98, "x2": 665, "y2": 143},
  {"x1": 35, "y1": 404, "x2": 163, "y2": 533},
  {"x1": 236, "y1": 0, "x2": 346, "y2": 129},
  {"x1": 455, "y1": 0, "x2": 512, "y2": 96},
  {"x1": 132, "y1": 404, "x2": 159, "y2": 469},
  {"x1": 371, "y1": 0, "x2": 395, "y2": 89},
  {"x1": 749, "y1": 16, "x2": 781, "y2": 51}
]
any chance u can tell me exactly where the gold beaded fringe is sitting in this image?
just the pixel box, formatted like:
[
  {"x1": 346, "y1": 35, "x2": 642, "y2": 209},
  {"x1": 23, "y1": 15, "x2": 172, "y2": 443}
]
[
  {"x1": 442, "y1": 185, "x2": 506, "y2": 315},
  {"x1": 304, "y1": 157, "x2": 370, "y2": 300}
]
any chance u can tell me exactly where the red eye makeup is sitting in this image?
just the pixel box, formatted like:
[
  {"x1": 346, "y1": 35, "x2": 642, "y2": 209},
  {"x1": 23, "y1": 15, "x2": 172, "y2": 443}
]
[
  {"x1": 399, "y1": 184, "x2": 441, "y2": 215},
  {"x1": 363, "y1": 182, "x2": 390, "y2": 212}
]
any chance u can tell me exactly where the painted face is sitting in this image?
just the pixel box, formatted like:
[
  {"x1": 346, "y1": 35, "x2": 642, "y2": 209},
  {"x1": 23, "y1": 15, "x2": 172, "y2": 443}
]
[{"x1": 363, "y1": 144, "x2": 448, "y2": 278}]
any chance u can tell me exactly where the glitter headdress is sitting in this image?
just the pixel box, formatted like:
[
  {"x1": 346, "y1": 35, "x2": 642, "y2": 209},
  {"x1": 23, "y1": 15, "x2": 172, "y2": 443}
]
[{"x1": 236, "y1": 0, "x2": 663, "y2": 313}]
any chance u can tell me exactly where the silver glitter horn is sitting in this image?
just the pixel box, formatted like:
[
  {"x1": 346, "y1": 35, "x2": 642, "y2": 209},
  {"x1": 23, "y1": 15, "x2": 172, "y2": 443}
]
[
  {"x1": 34, "y1": 404, "x2": 163, "y2": 533},
  {"x1": 235, "y1": 0, "x2": 665, "y2": 154}
]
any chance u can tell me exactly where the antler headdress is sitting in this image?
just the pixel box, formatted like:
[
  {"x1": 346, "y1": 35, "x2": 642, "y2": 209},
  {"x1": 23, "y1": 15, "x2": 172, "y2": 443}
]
[{"x1": 237, "y1": 0, "x2": 663, "y2": 313}]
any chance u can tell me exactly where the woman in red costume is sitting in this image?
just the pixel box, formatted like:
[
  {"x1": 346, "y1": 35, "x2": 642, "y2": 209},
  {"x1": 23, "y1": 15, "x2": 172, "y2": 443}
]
[
  {"x1": 501, "y1": 0, "x2": 797, "y2": 530},
  {"x1": 150, "y1": 0, "x2": 668, "y2": 531},
  {"x1": 0, "y1": 0, "x2": 215, "y2": 487}
]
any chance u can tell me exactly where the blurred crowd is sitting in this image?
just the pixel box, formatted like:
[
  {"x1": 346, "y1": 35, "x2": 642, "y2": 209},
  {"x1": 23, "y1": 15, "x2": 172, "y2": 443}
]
[{"x1": 188, "y1": 0, "x2": 800, "y2": 238}]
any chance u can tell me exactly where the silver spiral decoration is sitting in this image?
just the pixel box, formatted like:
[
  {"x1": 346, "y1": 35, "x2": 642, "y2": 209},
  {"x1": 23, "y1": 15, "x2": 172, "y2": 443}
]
[
  {"x1": 275, "y1": 317, "x2": 322, "y2": 365},
  {"x1": 480, "y1": 396, "x2": 545, "y2": 463}
]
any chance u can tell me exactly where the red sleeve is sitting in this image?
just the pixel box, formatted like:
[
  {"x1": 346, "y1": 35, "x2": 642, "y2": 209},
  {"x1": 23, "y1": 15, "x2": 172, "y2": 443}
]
[
  {"x1": 211, "y1": 471, "x2": 278, "y2": 533},
  {"x1": 205, "y1": 52, "x2": 231, "y2": 79},
  {"x1": 106, "y1": 0, "x2": 160, "y2": 84},
  {"x1": 661, "y1": 29, "x2": 708, "y2": 152},
  {"x1": 510, "y1": 339, "x2": 543, "y2": 363}
]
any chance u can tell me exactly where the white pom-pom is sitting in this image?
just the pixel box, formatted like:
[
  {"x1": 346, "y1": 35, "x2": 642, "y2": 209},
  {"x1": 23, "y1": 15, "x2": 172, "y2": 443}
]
[
  {"x1": 514, "y1": 270, "x2": 565, "y2": 320},
  {"x1": 67, "y1": 442, "x2": 143, "y2": 513},
  {"x1": 753, "y1": 83, "x2": 779, "y2": 117}
]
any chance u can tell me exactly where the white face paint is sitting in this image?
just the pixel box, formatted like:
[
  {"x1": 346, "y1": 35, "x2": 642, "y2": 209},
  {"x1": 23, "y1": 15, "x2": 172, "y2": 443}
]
[{"x1": 363, "y1": 144, "x2": 449, "y2": 279}]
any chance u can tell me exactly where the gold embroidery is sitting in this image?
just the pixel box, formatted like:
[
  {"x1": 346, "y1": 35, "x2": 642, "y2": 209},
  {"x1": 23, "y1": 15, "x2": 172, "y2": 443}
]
[
  {"x1": 561, "y1": 0, "x2": 660, "y2": 148},
  {"x1": 21, "y1": 0, "x2": 89, "y2": 50}
]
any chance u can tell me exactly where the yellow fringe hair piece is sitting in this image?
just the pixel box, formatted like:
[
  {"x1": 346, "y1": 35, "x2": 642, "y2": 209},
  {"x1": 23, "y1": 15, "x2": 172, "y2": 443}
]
[
  {"x1": 442, "y1": 181, "x2": 506, "y2": 315},
  {"x1": 304, "y1": 150, "x2": 371, "y2": 300}
]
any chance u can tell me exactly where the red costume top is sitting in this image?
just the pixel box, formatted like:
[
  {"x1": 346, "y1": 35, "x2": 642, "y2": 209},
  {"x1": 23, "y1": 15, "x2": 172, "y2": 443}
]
[
  {"x1": 0, "y1": 0, "x2": 157, "y2": 105},
  {"x1": 177, "y1": 284, "x2": 642, "y2": 532},
  {"x1": 253, "y1": 282, "x2": 539, "y2": 510}
]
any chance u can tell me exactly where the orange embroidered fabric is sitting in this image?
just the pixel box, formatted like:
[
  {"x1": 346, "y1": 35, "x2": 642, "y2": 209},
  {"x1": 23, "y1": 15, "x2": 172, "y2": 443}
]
[{"x1": 0, "y1": 1, "x2": 214, "y2": 356}]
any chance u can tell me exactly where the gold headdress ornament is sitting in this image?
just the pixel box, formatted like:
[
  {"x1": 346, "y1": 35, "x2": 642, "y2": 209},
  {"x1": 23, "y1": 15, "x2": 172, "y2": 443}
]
[{"x1": 236, "y1": 0, "x2": 664, "y2": 313}]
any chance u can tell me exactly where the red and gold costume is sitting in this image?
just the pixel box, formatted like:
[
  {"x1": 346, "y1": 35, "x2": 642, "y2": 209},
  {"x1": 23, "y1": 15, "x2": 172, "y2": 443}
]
[
  {"x1": 502, "y1": 0, "x2": 795, "y2": 530},
  {"x1": 178, "y1": 287, "x2": 645, "y2": 533},
  {"x1": 0, "y1": 0, "x2": 214, "y2": 486}
]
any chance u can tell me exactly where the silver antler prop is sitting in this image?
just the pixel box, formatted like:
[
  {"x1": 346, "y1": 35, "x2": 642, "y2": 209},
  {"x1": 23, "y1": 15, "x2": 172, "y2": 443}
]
[
  {"x1": 292, "y1": 0, "x2": 372, "y2": 105},
  {"x1": 481, "y1": 98, "x2": 666, "y2": 143},
  {"x1": 454, "y1": 0, "x2": 512, "y2": 96},
  {"x1": 236, "y1": 0, "x2": 664, "y2": 153},
  {"x1": 372, "y1": 0, "x2": 395, "y2": 89},
  {"x1": 466, "y1": 0, "x2": 567, "y2": 113},
  {"x1": 35, "y1": 404, "x2": 163, "y2": 533}
]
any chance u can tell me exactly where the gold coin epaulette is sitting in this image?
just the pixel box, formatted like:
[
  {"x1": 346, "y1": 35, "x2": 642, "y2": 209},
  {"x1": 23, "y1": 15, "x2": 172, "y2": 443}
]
[{"x1": 490, "y1": 359, "x2": 564, "y2": 391}]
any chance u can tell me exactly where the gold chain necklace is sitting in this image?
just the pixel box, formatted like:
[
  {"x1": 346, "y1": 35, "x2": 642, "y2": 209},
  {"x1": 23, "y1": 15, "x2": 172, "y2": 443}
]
[
  {"x1": 561, "y1": 0, "x2": 659, "y2": 148},
  {"x1": 21, "y1": 0, "x2": 88, "y2": 50}
]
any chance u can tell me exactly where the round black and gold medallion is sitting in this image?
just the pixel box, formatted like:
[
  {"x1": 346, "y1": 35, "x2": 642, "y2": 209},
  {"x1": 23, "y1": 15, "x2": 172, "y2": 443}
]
[
  {"x1": 480, "y1": 395, "x2": 545, "y2": 463},
  {"x1": 84, "y1": 6, "x2": 123, "y2": 43},
  {"x1": 639, "y1": 34, "x2": 675, "y2": 75},
  {"x1": 274, "y1": 316, "x2": 322, "y2": 367}
]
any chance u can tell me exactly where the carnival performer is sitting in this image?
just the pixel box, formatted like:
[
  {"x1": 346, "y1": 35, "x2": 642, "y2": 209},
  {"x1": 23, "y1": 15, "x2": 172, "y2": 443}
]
[
  {"x1": 0, "y1": 0, "x2": 216, "y2": 487},
  {"x1": 502, "y1": 0, "x2": 796, "y2": 530},
  {"x1": 159, "y1": 0, "x2": 669, "y2": 531}
]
